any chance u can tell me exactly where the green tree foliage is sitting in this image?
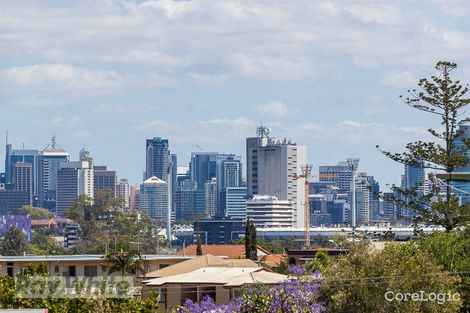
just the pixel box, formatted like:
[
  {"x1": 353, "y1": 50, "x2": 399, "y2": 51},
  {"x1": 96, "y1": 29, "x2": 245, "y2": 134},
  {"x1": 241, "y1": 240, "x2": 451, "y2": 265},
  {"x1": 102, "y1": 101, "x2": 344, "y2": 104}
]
[
  {"x1": 232, "y1": 238, "x2": 285, "y2": 254},
  {"x1": 64, "y1": 192, "x2": 166, "y2": 254},
  {"x1": 245, "y1": 219, "x2": 257, "y2": 261},
  {"x1": 102, "y1": 249, "x2": 143, "y2": 276},
  {"x1": 28, "y1": 229, "x2": 65, "y2": 255},
  {"x1": 305, "y1": 250, "x2": 330, "y2": 274},
  {"x1": 1, "y1": 226, "x2": 27, "y2": 256},
  {"x1": 320, "y1": 241, "x2": 462, "y2": 313},
  {"x1": 15, "y1": 205, "x2": 54, "y2": 220},
  {"x1": 0, "y1": 269, "x2": 160, "y2": 312},
  {"x1": 419, "y1": 230, "x2": 470, "y2": 312},
  {"x1": 378, "y1": 61, "x2": 470, "y2": 230}
]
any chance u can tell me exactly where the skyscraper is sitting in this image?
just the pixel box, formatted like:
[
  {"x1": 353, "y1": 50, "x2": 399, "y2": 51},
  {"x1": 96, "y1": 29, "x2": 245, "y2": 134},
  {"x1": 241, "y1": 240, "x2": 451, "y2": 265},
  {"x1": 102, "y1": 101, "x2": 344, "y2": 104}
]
[
  {"x1": 12, "y1": 162, "x2": 33, "y2": 206},
  {"x1": 38, "y1": 137, "x2": 70, "y2": 210},
  {"x1": 221, "y1": 187, "x2": 247, "y2": 220},
  {"x1": 56, "y1": 161, "x2": 94, "y2": 216},
  {"x1": 204, "y1": 177, "x2": 217, "y2": 217},
  {"x1": 145, "y1": 137, "x2": 170, "y2": 182},
  {"x1": 246, "y1": 127, "x2": 307, "y2": 228},
  {"x1": 4, "y1": 144, "x2": 38, "y2": 197},
  {"x1": 115, "y1": 178, "x2": 130, "y2": 208},
  {"x1": 93, "y1": 165, "x2": 117, "y2": 196},
  {"x1": 139, "y1": 176, "x2": 168, "y2": 226}
]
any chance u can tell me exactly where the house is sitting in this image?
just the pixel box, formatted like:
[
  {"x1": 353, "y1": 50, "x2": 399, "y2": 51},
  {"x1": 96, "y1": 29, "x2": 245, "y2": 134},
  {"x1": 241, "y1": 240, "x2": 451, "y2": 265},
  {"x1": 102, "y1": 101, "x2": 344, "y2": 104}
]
[
  {"x1": 177, "y1": 244, "x2": 271, "y2": 259},
  {"x1": 287, "y1": 248, "x2": 349, "y2": 265},
  {"x1": 0, "y1": 255, "x2": 193, "y2": 278},
  {"x1": 143, "y1": 254, "x2": 288, "y2": 310},
  {"x1": 261, "y1": 254, "x2": 287, "y2": 268}
]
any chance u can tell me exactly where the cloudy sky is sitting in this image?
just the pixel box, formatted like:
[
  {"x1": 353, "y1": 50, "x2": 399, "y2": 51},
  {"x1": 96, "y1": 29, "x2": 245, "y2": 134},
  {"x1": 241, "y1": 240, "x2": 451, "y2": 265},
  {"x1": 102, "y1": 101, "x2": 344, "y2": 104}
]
[{"x1": 1, "y1": 0, "x2": 470, "y2": 186}]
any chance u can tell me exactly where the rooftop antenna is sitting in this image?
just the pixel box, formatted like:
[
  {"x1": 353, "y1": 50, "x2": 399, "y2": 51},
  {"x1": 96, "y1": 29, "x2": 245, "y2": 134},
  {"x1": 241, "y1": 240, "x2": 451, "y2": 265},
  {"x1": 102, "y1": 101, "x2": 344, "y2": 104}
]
[
  {"x1": 256, "y1": 126, "x2": 271, "y2": 138},
  {"x1": 51, "y1": 135, "x2": 57, "y2": 149},
  {"x1": 5, "y1": 131, "x2": 8, "y2": 146}
]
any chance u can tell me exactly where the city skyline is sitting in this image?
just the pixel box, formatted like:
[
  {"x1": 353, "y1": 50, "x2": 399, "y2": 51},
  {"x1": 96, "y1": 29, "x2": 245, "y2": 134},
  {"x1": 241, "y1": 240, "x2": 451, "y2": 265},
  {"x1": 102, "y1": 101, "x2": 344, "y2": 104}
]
[{"x1": 2, "y1": 1, "x2": 470, "y2": 187}]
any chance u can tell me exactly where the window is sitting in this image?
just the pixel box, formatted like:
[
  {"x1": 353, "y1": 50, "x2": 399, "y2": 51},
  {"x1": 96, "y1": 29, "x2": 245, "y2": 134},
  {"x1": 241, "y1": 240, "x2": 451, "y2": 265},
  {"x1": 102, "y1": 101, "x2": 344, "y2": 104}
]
[
  {"x1": 84, "y1": 265, "x2": 97, "y2": 277},
  {"x1": 68, "y1": 266, "x2": 76, "y2": 277},
  {"x1": 54, "y1": 266, "x2": 60, "y2": 274},
  {"x1": 7, "y1": 262, "x2": 13, "y2": 277}
]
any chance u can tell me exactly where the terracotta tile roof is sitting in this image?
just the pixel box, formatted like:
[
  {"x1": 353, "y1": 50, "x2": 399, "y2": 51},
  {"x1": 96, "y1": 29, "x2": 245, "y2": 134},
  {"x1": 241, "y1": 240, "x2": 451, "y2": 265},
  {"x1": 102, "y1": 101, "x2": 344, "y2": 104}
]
[
  {"x1": 261, "y1": 254, "x2": 287, "y2": 268},
  {"x1": 177, "y1": 244, "x2": 246, "y2": 259},
  {"x1": 177, "y1": 244, "x2": 272, "y2": 259}
]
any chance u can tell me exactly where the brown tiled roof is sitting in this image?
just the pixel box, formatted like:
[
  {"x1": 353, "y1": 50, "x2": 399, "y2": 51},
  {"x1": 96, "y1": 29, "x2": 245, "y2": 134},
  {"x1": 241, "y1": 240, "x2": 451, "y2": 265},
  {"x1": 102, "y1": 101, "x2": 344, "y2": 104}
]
[
  {"x1": 177, "y1": 244, "x2": 272, "y2": 259},
  {"x1": 261, "y1": 254, "x2": 287, "y2": 267},
  {"x1": 177, "y1": 244, "x2": 246, "y2": 259}
]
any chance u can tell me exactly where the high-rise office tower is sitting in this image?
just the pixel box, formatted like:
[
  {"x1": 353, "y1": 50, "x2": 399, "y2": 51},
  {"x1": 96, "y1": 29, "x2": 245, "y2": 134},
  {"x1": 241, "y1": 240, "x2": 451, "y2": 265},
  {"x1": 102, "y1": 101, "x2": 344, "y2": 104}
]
[
  {"x1": 246, "y1": 127, "x2": 307, "y2": 228},
  {"x1": 221, "y1": 187, "x2": 247, "y2": 220},
  {"x1": 402, "y1": 160, "x2": 425, "y2": 218},
  {"x1": 38, "y1": 137, "x2": 70, "y2": 210},
  {"x1": 190, "y1": 152, "x2": 242, "y2": 217},
  {"x1": 139, "y1": 176, "x2": 168, "y2": 226},
  {"x1": 93, "y1": 165, "x2": 117, "y2": 196},
  {"x1": 115, "y1": 178, "x2": 130, "y2": 208},
  {"x1": 4, "y1": 142, "x2": 38, "y2": 197},
  {"x1": 175, "y1": 180, "x2": 201, "y2": 221},
  {"x1": 56, "y1": 161, "x2": 94, "y2": 216},
  {"x1": 145, "y1": 137, "x2": 170, "y2": 181},
  {"x1": 12, "y1": 162, "x2": 33, "y2": 205},
  {"x1": 319, "y1": 159, "x2": 360, "y2": 226}
]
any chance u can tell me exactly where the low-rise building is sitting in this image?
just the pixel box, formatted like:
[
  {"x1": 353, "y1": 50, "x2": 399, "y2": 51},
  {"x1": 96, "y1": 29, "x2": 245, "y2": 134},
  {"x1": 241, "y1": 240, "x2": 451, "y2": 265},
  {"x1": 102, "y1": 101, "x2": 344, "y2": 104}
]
[
  {"x1": 0, "y1": 255, "x2": 192, "y2": 278},
  {"x1": 143, "y1": 254, "x2": 287, "y2": 309}
]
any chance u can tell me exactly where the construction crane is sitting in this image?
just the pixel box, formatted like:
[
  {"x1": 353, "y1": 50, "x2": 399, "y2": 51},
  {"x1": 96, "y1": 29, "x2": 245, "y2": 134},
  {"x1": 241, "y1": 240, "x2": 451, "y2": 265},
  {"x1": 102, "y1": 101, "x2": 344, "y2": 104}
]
[
  {"x1": 295, "y1": 164, "x2": 314, "y2": 249},
  {"x1": 195, "y1": 145, "x2": 203, "y2": 151}
]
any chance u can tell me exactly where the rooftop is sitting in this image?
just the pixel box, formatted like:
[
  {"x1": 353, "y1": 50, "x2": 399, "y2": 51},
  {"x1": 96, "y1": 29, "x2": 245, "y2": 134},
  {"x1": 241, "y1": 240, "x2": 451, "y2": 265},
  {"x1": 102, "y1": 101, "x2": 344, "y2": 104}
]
[{"x1": 0, "y1": 255, "x2": 193, "y2": 262}]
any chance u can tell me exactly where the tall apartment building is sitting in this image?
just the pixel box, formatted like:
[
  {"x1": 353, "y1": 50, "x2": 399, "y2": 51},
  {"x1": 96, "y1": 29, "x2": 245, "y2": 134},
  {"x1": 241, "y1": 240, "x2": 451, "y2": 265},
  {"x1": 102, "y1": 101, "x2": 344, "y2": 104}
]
[
  {"x1": 139, "y1": 176, "x2": 168, "y2": 226},
  {"x1": 145, "y1": 137, "x2": 170, "y2": 181},
  {"x1": 56, "y1": 161, "x2": 94, "y2": 217},
  {"x1": 12, "y1": 162, "x2": 33, "y2": 205},
  {"x1": 93, "y1": 165, "x2": 117, "y2": 196},
  {"x1": 38, "y1": 137, "x2": 70, "y2": 210},
  {"x1": 115, "y1": 179, "x2": 130, "y2": 208},
  {"x1": 246, "y1": 127, "x2": 307, "y2": 228},
  {"x1": 204, "y1": 178, "x2": 217, "y2": 218}
]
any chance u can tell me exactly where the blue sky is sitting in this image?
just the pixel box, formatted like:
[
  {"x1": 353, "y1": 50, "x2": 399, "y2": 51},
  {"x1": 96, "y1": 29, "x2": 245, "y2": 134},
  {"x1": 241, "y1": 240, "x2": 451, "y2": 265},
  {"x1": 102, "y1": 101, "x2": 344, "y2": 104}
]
[{"x1": 1, "y1": 0, "x2": 470, "y2": 187}]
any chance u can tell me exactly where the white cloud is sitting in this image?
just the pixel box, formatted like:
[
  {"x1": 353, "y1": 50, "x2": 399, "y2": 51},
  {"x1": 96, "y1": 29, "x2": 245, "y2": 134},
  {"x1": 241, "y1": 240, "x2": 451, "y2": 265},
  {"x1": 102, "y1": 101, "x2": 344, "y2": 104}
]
[
  {"x1": 0, "y1": 64, "x2": 122, "y2": 92},
  {"x1": 188, "y1": 73, "x2": 229, "y2": 86},
  {"x1": 380, "y1": 71, "x2": 419, "y2": 88},
  {"x1": 257, "y1": 101, "x2": 291, "y2": 118},
  {"x1": 228, "y1": 54, "x2": 314, "y2": 80}
]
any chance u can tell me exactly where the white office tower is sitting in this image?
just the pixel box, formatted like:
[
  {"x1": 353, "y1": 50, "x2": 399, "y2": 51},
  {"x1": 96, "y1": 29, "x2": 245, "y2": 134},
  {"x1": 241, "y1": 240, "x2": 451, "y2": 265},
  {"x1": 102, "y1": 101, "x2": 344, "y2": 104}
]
[
  {"x1": 204, "y1": 177, "x2": 217, "y2": 217},
  {"x1": 56, "y1": 161, "x2": 94, "y2": 217},
  {"x1": 246, "y1": 195, "x2": 293, "y2": 227},
  {"x1": 139, "y1": 176, "x2": 168, "y2": 226},
  {"x1": 246, "y1": 127, "x2": 307, "y2": 228},
  {"x1": 115, "y1": 178, "x2": 130, "y2": 208}
]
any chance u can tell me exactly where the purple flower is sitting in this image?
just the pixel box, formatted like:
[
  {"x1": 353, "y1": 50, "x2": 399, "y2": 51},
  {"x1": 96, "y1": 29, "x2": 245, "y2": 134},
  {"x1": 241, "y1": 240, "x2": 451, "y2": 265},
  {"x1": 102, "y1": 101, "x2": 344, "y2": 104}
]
[{"x1": 288, "y1": 264, "x2": 308, "y2": 275}]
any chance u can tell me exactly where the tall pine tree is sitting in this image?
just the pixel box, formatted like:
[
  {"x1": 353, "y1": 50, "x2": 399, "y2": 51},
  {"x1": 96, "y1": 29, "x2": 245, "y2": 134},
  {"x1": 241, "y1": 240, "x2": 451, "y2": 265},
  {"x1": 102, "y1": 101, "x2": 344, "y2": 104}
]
[
  {"x1": 378, "y1": 61, "x2": 470, "y2": 231},
  {"x1": 245, "y1": 219, "x2": 257, "y2": 261}
]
